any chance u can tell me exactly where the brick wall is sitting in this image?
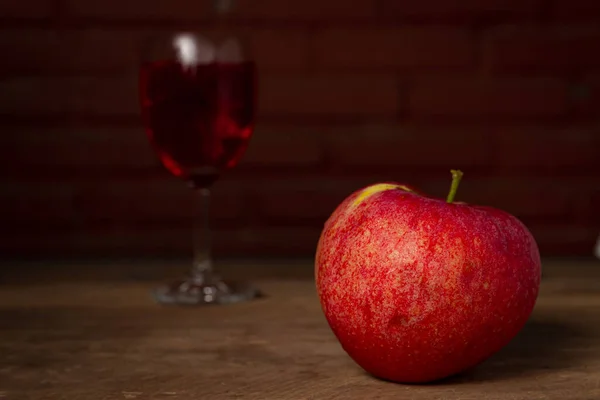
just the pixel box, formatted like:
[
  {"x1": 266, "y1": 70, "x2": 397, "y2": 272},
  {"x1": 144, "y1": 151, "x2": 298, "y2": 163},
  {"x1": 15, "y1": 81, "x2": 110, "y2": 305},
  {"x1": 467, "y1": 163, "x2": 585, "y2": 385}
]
[{"x1": 1, "y1": 0, "x2": 599, "y2": 258}]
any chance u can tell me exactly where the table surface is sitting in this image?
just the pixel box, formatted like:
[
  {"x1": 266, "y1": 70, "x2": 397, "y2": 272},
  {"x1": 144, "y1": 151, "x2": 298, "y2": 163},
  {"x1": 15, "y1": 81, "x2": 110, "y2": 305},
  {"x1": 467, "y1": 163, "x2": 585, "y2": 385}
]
[{"x1": 1, "y1": 259, "x2": 600, "y2": 400}]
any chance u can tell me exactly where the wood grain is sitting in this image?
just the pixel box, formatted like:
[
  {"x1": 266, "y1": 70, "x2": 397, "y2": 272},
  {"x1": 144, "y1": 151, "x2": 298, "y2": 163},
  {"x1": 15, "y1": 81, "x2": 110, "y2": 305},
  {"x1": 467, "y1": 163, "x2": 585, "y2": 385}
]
[{"x1": 0, "y1": 259, "x2": 599, "y2": 399}]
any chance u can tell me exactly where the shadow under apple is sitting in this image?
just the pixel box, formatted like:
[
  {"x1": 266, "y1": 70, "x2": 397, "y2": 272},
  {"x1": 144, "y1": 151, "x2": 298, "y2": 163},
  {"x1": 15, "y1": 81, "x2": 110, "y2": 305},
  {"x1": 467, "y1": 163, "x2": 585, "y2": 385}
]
[
  {"x1": 432, "y1": 316, "x2": 590, "y2": 384},
  {"x1": 359, "y1": 316, "x2": 591, "y2": 385}
]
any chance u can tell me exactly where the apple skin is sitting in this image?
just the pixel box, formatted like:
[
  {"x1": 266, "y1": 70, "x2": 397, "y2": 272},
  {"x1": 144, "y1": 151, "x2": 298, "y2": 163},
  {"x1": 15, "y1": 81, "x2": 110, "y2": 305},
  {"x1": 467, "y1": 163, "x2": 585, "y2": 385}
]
[{"x1": 315, "y1": 182, "x2": 541, "y2": 384}]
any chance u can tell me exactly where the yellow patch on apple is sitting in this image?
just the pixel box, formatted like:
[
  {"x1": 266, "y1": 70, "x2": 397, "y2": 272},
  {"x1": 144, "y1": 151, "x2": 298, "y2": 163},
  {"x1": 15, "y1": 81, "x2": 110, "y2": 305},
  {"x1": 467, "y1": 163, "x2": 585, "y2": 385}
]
[{"x1": 352, "y1": 183, "x2": 412, "y2": 207}]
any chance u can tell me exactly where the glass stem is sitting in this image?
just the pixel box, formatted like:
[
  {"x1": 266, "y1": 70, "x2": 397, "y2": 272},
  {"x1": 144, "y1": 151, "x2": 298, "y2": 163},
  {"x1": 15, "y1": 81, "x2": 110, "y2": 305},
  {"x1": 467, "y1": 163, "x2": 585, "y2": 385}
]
[{"x1": 192, "y1": 187, "x2": 213, "y2": 281}]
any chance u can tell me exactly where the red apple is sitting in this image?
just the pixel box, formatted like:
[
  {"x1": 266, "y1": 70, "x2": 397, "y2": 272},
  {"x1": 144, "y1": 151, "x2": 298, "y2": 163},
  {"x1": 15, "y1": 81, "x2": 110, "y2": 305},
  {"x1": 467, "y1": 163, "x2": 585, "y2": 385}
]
[{"x1": 315, "y1": 170, "x2": 541, "y2": 383}]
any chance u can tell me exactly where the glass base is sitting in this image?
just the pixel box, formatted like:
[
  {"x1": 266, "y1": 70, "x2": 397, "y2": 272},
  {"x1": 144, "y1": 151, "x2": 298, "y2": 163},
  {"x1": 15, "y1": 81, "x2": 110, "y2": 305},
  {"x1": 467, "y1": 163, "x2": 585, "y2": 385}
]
[{"x1": 152, "y1": 274, "x2": 262, "y2": 306}]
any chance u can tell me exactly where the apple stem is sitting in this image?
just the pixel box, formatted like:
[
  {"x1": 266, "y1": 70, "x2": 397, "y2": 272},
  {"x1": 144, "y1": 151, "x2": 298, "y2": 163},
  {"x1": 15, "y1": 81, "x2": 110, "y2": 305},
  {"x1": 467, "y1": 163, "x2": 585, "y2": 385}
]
[{"x1": 446, "y1": 169, "x2": 464, "y2": 203}]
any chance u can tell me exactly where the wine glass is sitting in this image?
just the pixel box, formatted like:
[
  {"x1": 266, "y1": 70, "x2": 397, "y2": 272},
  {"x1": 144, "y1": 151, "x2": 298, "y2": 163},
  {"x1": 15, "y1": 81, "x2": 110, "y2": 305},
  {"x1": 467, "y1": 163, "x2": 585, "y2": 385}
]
[{"x1": 138, "y1": 30, "x2": 261, "y2": 305}]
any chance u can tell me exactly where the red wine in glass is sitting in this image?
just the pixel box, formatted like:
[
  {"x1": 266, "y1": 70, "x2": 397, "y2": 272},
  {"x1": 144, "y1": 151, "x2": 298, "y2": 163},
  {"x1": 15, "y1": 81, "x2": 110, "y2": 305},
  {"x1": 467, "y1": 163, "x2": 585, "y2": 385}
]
[
  {"x1": 139, "y1": 32, "x2": 261, "y2": 305},
  {"x1": 140, "y1": 60, "x2": 256, "y2": 189}
]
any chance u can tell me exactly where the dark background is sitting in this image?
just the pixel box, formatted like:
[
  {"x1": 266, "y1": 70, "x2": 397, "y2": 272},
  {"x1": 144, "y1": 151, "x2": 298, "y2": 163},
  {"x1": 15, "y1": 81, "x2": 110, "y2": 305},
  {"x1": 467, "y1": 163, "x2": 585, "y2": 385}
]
[{"x1": 0, "y1": 0, "x2": 598, "y2": 260}]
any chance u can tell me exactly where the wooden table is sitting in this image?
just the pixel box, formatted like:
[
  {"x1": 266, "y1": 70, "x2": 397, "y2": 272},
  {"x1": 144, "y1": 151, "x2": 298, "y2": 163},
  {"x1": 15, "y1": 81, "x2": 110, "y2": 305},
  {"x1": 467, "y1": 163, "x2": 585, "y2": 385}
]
[{"x1": 1, "y1": 259, "x2": 600, "y2": 400}]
